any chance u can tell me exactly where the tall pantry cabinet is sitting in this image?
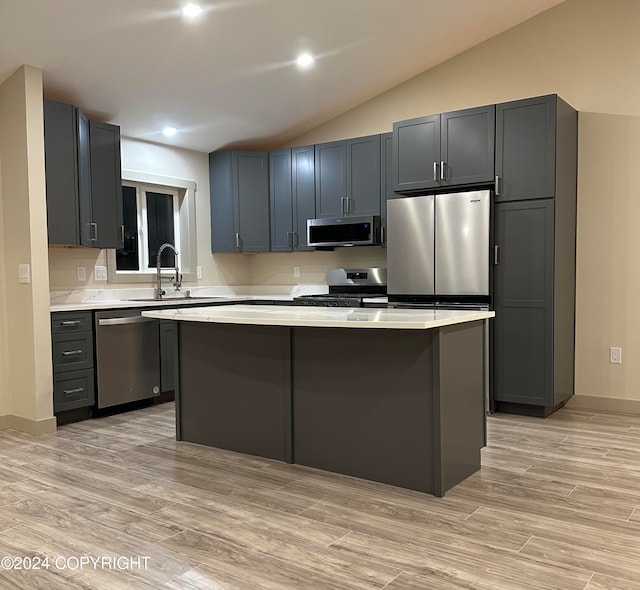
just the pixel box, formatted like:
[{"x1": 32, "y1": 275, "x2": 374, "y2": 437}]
[{"x1": 492, "y1": 95, "x2": 578, "y2": 416}]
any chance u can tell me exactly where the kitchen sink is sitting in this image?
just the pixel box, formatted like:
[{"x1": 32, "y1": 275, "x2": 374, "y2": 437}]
[{"x1": 124, "y1": 296, "x2": 222, "y2": 302}]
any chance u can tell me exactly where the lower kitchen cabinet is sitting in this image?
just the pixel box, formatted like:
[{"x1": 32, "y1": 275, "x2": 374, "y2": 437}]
[
  {"x1": 159, "y1": 320, "x2": 177, "y2": 393},
  {"x1": 51, "y1": 311, "x2": 95, "y2": 414},
  {"x1": 493, "y1": 198, "x2": 576, "y2": 415}
]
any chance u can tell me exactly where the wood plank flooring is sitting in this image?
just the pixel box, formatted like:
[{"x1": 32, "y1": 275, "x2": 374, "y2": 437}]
[{"x1": 0, "y1": 403, "x2": 639, "y2": 589}]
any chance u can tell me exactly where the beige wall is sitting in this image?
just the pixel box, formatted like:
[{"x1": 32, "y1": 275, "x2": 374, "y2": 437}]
[
  {"x1": 0, "y1": 65, "x2": 54, "y2": 431},
  {"x1": 49, "y1": 138, "x2": 251, "y2": 290},
  {"x1": 0, "y1": 136, "x2": 6, "y2": 416},
  {"x1": 253, "y1": 0, "x2": 640, "y2": 404}
]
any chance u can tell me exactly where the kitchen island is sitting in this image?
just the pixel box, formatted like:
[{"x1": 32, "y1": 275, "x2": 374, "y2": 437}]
[{"x1": 142, "y1": 305, "x2": 494, "y2": 496}]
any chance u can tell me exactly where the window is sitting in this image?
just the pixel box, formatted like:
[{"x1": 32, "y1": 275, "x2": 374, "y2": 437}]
[
  {"x1": 107, "y1": 171, "x2": 197, "y2": 284},
  {"x1": 116, "y1": 184, "x2": 179, "y2": 271}
]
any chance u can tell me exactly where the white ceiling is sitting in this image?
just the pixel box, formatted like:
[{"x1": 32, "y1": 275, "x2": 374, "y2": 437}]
[{"x1": 0, "y1": 0, "x2": 564, "y2": 153}]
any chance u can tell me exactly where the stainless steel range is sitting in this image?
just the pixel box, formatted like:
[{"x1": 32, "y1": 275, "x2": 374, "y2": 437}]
[{"x1": 294, "y1": 268, "x2": 387, "y2": 307}]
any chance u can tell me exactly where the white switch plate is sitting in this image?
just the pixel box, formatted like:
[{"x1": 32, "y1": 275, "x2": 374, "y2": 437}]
[
  {"x1": 293, "y1": 266, "x2": 301, "y2": 278},
  {"x1": 610, "y1": 346, "x2": 622, "y2": 364},
  {"x1": 94, "y1": 265, "x2": 108, "y2": 281},
  {"x1": 196, "y1": 266, "x2": 203, "y2": 280},
  {"x1": 18, "y1": 263, "x2": 30, "y2": 284},
  {"x1": 77, "y1": 266, "x2": 87, "y2": 282}
]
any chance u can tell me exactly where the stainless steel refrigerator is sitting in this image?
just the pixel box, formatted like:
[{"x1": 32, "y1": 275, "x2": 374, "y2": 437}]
[{"x1": 387, "y1": 190, "x2": 491, "y2": 306}]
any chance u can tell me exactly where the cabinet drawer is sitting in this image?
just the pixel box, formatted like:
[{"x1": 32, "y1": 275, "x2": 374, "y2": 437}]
[
  {"x1": 52, "y1": 332, "x2": 94, "y2": 373},
  {"x1": 53, "y1": 369, "x2": 95, "y2": 412},
  {"x1": 51, "y1": 312, "x2": 93, "y2": 334}
]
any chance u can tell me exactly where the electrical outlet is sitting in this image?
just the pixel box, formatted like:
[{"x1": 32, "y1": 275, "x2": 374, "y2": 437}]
[
  {"x1": 18, "y1": 263, "x2": 30, "y2": 284},
  {"x1": 94, "y1": 265, "x2": 108, "y2": 281},
  {"x1": 196, "y1": 266, "x2": 203, "y2": 280},
  {"x1": 610, "y1": 346, "x2": 622, "y2": 364},
  {"x1": 77, "y1": 266, "x2": 87, "y2": 282},
  {"x1": 293, "y1": 266, "x2": 301, "y2": 278}
]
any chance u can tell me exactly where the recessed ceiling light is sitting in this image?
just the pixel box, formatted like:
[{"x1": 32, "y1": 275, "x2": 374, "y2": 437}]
[
  {"x1": 182, "y1": 3, "x2": 202, "y2": 18},
  {"x1": 296, "y1": 53, "x2": 315, "y2": 69},
  {"x1": 162, "y1": 127, "x2": 178, "y2": 137}
]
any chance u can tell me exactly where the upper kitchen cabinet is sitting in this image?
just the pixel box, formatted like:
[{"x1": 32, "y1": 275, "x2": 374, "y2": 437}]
[
  {"x1": 495, "y1": 94, "x2": 577, "y2": 201},
  {"x1": 82, "y1": 120, "x2": 124, "y2": 248},
  {"x1": 270, "y1": 146, "x2": 316, "y2": 251},
  {"x1": 210, "y1": 150, "x2": 270, "y2": 252},
  {"x1": 314, "y1": 134, "x2": 381, "y2": 218},
  {"x1": 44, "y1": 99, "x2": 124, "y2": 248},
  {"x1": 393, "y1": 105, "x2": 495, "y2": 193}
]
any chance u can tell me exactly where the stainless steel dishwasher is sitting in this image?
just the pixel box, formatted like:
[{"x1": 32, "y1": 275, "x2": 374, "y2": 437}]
[{"x1": 94, "y1": 309, "x2": 161, "y2": 409}]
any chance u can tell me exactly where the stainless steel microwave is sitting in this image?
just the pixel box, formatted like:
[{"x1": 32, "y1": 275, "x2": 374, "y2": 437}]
[{"x1": 307, "y1": 215, "x2": 381, "y2": 248}]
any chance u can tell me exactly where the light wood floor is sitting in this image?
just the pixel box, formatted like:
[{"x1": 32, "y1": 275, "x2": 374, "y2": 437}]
[{"x1": 0, "y1": 403, "x2": 639, "y2": 589}]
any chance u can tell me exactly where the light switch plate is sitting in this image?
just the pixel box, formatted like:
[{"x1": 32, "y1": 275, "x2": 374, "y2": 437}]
[
  {"x1": 196, "y1": 266, "x2": 203, "y2": 280},
  {"x1": 94, "y1": 265, "x2": 108, "y2": 281},
  {"x1": 18, "y1": 263, "x2": 30, "y2": 284},
  {"x1": 77, "y1": 266, "x2": 87, "y2": 282}
]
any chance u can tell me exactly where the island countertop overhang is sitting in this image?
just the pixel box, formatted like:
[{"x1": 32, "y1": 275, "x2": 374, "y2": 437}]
[{"x1": 141, "y1": 304, "x2": 495, "y2": 330}]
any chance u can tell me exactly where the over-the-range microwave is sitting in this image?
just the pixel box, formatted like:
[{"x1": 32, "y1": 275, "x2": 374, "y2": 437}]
[{"x1": 307, "y1": 215, "x2": 381, "y2": 248}]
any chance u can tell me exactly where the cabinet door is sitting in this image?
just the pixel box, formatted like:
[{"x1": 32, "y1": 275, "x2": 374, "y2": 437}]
[
  {"x1": 269, "y1": 149, "x2": 293, "y2": 252},
  {"x1": 380, "y1": 132, "x2": 393, "y2": 247},
  {"x1": 85, "y1": 121, "x2": 124, "y2": 248},
  {"x1": 291, "y1": 145, "x2": 315, "y2": 250},
  {"x1": 392, "y1": 114, "x2": 440, "y2": 193},
  {"x1": 493, "y1": 199, "x2": 554, "y2": 406},
  {"x1": 44, "y1": 100, "x2": 80, "y2": 245},
  {"x1": 441, "y1": 105, "x2": 495, "y2": 186},
  {"x1": 495, "y1": 95, "x2": 556, "y2": 201},
  {"x1": 346, "y1": 134, "x2": 381, "y2": 216},
  {"x1": 210, "y1": 151, "x2": 235, "y2": 252},
  {"x1": 233, "y1": 151, "x2": 270, "y2": 252},
  {"x1": 315, "y1": 140, "x2": 347, "y2": 218},
  {"x1": 160, "y1": 320, "x2": 177, "y2": 393}
]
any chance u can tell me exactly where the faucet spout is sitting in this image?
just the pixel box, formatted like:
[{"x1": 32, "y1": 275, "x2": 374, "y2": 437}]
[{"x1": 156, "y1": 243, "x2": 180, "y2": 299}]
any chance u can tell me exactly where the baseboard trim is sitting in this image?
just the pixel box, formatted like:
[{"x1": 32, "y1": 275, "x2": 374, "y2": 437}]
[
  {"x1": 566, "y1": 395, "x2": 640, "y2": 416},
  {"x1": 0, "y1": 414, "x2": 57, "y2": 435}
]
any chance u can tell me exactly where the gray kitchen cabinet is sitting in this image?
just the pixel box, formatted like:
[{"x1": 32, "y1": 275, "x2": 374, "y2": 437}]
[
  {"x1": 393, "y1": 105, "x2": 495, "y2": 193},
  {"x1": 495, "y1": 94, "x2": 576, "y2": 202},
  {"x1": 81, "y1": 121, "x2": 124, "y2": 248},
  {"x1": 315, "y1": 135, "x2": 381, "y2": 218},
  {"x1": 270, "y1": 147, "x2": 316, "y2": 251},
  {"x1": 493, "y1": 198, "x2": 576, "y2": 415},
  {"x1": 44, "y1": 100, "x2": 80, "y2": 245},
  {"x1": 51, "y1": 311, "x2": 96, "y2": 413},
  {"x1": 159, "y1": 320, "x2": 177, "y2": 393},
  {"x1": 380, "y1": 132, "x2": 393, "y2": 247},
  {"x1": 44, "y1": 99, "x2": 124, "y2": 249},
  {"x1": 210, "y1": 150, "x2": 270, "y2": 252}
]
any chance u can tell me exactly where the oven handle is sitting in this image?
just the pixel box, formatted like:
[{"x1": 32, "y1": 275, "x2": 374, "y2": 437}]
[{"x1": 98, "y1": 316, "x2": 157, "y2": 326}]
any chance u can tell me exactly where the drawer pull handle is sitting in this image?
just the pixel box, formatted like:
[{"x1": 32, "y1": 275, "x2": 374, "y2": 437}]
[
  {"x1": 60, "y1": 320, "x2": 82, "y2": 326},
  {"x1": 63, "y1": 387, "x2": 84, "y2": 396},
  {"x1": 62, "y1": 350, "x2": 83, "y2": 356}
]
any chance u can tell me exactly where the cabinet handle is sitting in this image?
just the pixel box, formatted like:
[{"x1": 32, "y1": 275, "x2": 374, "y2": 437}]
[
  {"x1": 495, "y1": 175, "x2": 501, "y2": 196},
  {"x1": 90, "y1": 222, "x2": 98, "y2": 241},
  {"x1": 340, "y1": 196, "x2": 346, "y2": 215},
  {"x1": 63, "y1": 387, "x2": 84, "y2": 396},
  {"x1": 346, "y1": 196, "x2": 352, "y2": 215},
  {"x1": 235, "y1": 233, "x2": 240, "y2": 249},
  {"x1": 381, "y1": 226, "x2": 385, "y2": 245},
  {"x1": 62, "y1": 349, "x2": 83, "y2": 356},
  {"x1": 293, "y1": 232, "x2": 299, "y2": 248},
  {"x1": 440, "y1": 161, "x2": 446, "y2": 181},
  {"x1": 120, "y1": 224, "x2": 125, "y2": 244},
  {"x1": 287, "y1": 231, "x2": 292, "y2": 249},
  {"x1": 433, "y1": 162, "x2": 438, "y2": 182},
  {"x1": 60, "y1": 320, "x2": 82, "y2": 326},
  {"x1": 494, "y1": 245, "x2": 500, "y2": 265}
]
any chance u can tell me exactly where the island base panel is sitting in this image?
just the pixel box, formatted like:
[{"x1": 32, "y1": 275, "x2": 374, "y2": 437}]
[
  {"x1": 293, "y1": 327, "x2": 436, "y2": 493},
  {"x1": 178, "y1": 323, "x2": 291, "y2": 462}
]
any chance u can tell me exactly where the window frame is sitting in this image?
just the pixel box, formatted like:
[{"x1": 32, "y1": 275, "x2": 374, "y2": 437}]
[{"x1": 106, "y1": 170, "x2": 197, "y2": 284}]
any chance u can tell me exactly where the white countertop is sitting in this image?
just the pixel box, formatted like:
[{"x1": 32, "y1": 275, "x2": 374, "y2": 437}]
[{"x1": 142, "y1": 304, "x2": 494, "y2": 330}]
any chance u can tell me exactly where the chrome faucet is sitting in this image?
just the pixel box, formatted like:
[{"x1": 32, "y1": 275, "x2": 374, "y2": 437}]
[{"x1": 156, "y1": 243, "x2": 182, "y2": 299}]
